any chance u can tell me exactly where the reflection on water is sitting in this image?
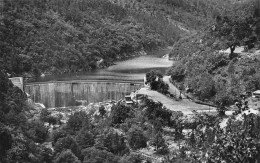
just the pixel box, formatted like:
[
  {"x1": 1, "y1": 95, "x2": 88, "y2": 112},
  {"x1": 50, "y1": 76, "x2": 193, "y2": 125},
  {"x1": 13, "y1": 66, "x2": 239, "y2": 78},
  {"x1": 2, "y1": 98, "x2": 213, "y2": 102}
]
[{"x1": 35, "y1": 48, "x2": 174, "y2": 82}]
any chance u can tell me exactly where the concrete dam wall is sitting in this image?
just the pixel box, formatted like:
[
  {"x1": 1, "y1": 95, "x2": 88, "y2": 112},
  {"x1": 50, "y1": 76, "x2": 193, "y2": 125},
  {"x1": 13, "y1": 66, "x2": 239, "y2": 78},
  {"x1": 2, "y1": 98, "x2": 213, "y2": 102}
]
[{"x1": 24, "y1": 81, "x2": 143, "y2": 108}]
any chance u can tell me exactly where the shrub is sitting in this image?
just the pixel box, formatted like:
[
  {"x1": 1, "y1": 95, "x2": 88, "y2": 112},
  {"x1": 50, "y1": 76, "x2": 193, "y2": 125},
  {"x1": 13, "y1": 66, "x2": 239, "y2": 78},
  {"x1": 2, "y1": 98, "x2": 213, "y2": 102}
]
[
  {"x1": 110, "y1": 103, "x2": 134, "y2": 125},
  {"x1": 82, "y1": 147, "x2": 119, "y2": 163},
  {"x1": 67, "y1": 111, "x2": 90, "y2": 134},
  {"x1": 102, "y1": 131, "x2": 129, "y2": 156},
  {"x1": 127, "y1": 125, "x2": 147, "y2": 150},
  {"x1": 54, "y1": 136, "x2": 81, "y2": 159},
  {"x1": 76, "y1": 129, "x2": 95, "y2": 149},
  {"x1": 54, "y1": 149, "x2": 81, "y2": 163},
  {"x1": 25, "y1": 120, "x2": 49, "y2": 143}
]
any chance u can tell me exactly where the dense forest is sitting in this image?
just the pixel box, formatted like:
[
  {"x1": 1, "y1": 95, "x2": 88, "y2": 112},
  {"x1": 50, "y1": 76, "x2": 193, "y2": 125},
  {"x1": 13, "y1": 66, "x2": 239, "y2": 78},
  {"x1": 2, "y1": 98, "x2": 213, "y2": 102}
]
[
  {"x1": 168, "y1": 0, "x2": 260, "y2": 109},
  {"x1": 0, "y1": 0, "x2": 181, "y2": 78},
  {"x1": 1, "y1": 69, "x2": 260, "y2": 163},
  {"x1": 1, "y1": 0, "x2": 260, "y2": 163}
]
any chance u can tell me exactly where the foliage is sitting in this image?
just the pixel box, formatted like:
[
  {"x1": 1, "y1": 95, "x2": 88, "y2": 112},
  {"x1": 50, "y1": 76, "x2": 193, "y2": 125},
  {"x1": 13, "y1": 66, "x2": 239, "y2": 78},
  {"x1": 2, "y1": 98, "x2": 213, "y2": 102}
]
[
  {"x1": 151, "y1": 131, "x2": 169, "y2": 155},
  {"x1": 99, "y1": 105, "x2": 106, "y2": 118},
  {"x1": 66, "y1": 111, "x2": 90, "y2": 134},
  {"x1": 102, "y1": 130, "x2": 129, "y2": 156},
  {"x1": 110, "y1": 102, "x2": 134, "y2": 125},
  {"x1": 54, "y1": 136, "x2": 81, "y2": 160},
  {"x1": 168, "y1": 63, "x2": 186, "y2": 82},
  {"x1": 0, "y1": 123, "x2": 12, "y2": 160},
  {"x1": 189, "y1": 72, "x2": 216, "y2": 100},
  {"x1": 146, "y1": 70, "x2": 169, "y2": 94},
  {"x1": 40, "y1": 109, "x2": 60, "y2": 125},
  {"x1": 82, "y1": 147, "x2": 119, "y2": 163},
  {"x1": 244, "y1": 73, "x2": 260, "y2": 92},
  {"x1": 54, "y1": 149, "x2": 81, "y2": 163},
  {"x1": 0, "y1": 0, "x2": 171, "y2": 78},
  {"x1": 144, "y1": 99, "x2": 172, "y2": 126},
  {"x1": 207, "y1": 115, "x2": 260, "y2": 163},
  {"x1": 24, "y1": 120, "x2": 49, "y2": 143},
  {"x1": 213, "y1": 13, "x2": 255, "y2": 57},
  {"x1": 127, "y1": 125, "x2": 147, "y2": 150},
  {"x1": 76, "y1": 129, "x2": 95, "y2": 149},
  {"x1": 52, "y1": 129, "x2": 68, "y2": 144},
  {"x1": 119, "y1": 153, "x2": 143, "y2": 163},
  {"x1": 174, "y1": 113, "x2": 260, "y2": 163},
  {"x1": 54, "y1": 149, "x2": 80, "y2": 163},
  {"x1": 0, "y1": 71, "x2": 50, "y2": 162}
]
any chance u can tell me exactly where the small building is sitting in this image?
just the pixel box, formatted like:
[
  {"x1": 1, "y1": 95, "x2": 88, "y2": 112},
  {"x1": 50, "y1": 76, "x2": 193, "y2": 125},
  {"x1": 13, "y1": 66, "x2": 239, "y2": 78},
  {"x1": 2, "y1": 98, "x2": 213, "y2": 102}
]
[
  {"x1": 125, "y1": 95, "x2": 133, "y2": 105},
  {"x1": 252, "y1": 90, "x2": 260, "y2": 98},
  {"x1": 9, "y1": 77, "x2": 23, "y2": 91}
]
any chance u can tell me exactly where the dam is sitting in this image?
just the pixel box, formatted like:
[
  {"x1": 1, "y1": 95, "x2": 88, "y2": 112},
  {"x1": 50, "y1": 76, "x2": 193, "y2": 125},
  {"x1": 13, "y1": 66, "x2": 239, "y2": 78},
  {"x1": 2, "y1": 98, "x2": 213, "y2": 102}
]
[
  {"x1": 24, "y1": 80, "x2": 143, "y2": 108},
  {"x1": 24, "y1": 48, "x2": 173, "y2": 108}
]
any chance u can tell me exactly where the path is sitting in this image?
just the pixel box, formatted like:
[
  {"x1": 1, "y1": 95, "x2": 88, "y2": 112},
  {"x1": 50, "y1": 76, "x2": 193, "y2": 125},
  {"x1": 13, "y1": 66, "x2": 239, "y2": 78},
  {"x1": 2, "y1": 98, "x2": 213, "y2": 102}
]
[
  {"x1": 137, "y1": 76, "x2": 217, "y2": 115},
  {"x1": 163, "y1": 76, "x2": 186, "y2": 100}
]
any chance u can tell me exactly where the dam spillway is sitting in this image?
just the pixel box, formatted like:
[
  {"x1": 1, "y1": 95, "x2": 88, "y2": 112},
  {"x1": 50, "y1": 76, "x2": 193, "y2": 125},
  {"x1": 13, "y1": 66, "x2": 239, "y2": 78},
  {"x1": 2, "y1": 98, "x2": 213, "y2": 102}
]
[{"x1": 24, "y1": 80, "x2": 143, "y2": 108}]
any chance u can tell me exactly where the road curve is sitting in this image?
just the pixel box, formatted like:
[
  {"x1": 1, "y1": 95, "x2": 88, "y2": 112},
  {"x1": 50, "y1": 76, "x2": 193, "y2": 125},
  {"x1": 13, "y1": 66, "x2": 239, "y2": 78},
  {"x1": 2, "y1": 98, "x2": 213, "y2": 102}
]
[{"x1": 137, "y1": 76, "x2": 217, "y2": 115}]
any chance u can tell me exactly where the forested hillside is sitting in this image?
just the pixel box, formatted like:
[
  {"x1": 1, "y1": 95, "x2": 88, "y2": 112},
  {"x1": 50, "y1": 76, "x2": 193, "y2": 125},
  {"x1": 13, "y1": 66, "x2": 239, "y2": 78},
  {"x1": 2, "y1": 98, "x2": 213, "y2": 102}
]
[
  {"x1": 1, "y1": 0, "x2": 250, "y2": 79},
  {"x1": 1, "y1": 0, "x2": 260, "y2": 163},
  {"x1": 168, "y1": 0, "x2": 260, "y2": 109},
  {"x1": 0, "y1": 0, "x2": 182, "y2": 78}
]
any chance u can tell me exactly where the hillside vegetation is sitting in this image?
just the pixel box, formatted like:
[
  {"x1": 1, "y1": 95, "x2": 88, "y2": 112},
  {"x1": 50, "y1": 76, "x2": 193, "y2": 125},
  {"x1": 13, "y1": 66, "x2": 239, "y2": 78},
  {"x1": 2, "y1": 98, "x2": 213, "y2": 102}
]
[
  {"x1": 0, "y1": 0, "x2": 183, "y2": 78},
  {"x1": 1, "y1": 70, "x2": 259, "y2": 162},
  {"x1": 168, "y1": 0, "x2": 260, "y2": 109},
  {"x1": 1, "y1": 0, "x2": 260, "y2": 163},
  {"x1": 2, "y1": 0, "x2": 252, "y2": 79}
]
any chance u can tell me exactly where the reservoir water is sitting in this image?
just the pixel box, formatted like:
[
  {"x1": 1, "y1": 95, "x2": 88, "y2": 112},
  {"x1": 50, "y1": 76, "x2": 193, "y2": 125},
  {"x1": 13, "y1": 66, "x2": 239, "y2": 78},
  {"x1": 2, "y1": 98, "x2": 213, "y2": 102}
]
[{"x1": 24, "y1": 48, "x2": 174, "y2": 108}]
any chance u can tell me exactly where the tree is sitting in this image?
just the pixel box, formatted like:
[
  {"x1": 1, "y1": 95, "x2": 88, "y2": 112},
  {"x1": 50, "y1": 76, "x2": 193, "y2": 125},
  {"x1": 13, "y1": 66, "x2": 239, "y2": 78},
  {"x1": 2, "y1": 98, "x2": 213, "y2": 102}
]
[
  {"x1": 52, "y1": 129, "x2": 67, "y2": 144},
  {"x1": 151, "y1": 131, "x2": 169, "y2": 154},
  {"x1": 213, "y1": 15, "x2": 254, "y2": 58},
  {"x1": 146, "y1": 70, "x2": 163, "y2": 84},
  {"x1": 146, "y1": 70, "x2": 169, "y2": 94},
  {"x1": 76, "y1": 129, "x2": 95, "y2": 149},
  {"x1": 127, "y1": 125, "x2": 147, "y2": 150},
  {"x1": 245, "y1": 74, "x2": 260, "y2": 92},
  {"x1": 195, "y1": 73, "x2": 216, "y2": 100},
  {"x1": 119, "y1": 153, "x2": 143, "y2": 163},
  {"x1": 169, "y1": 63, "x2": 186, "y2": 82},
  {"x1": 102, "y1": 131, "x2": 129, "y2": 156},
  {"x1": 188, "y1": 131, "x2": 196, "y2": 148},
  {"x1": 82, "y1": 147, "x2": 119, "y2": 163},
  {"x1": 54, "y1": 136, "x2": 81, "y2": 159},
  {"x1": 207, "y1": 115, "x2": 260, "y2": 163},
  {"x1": 144, "y1": 99, "x2": 172, "y2": 126},
  {"x1": 40, "y1": 109, "x2": 59, "y2": 125},
  {"x1": 67, "y1": 111, "x2": 90, "y2": 134},
  {"x1": 99, "y1": 105, "x2": 106, "y2": 118},
  {"x1": 54, "y1": 149, "x2": 81, "y2": 163},
  {"x1": 110, "y1": 102, "x2": 134, "y2": 125},
  {"x1": 0, "y1": 124, "x2": 12, "y2": 160},
  {"x1": 24, "y1": 120, "x2": 49, "y2": 143}
]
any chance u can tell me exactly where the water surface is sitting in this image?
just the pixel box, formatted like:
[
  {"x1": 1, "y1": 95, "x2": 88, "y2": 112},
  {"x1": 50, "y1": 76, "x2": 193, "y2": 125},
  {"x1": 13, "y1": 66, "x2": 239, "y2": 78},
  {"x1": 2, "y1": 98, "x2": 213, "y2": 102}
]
[
  {"x1": 35, "y1": 48, "x2": 174, "y2": 82},
  {"x1": 25, "y1": 48, "x2": 174, "y2": 108}
]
